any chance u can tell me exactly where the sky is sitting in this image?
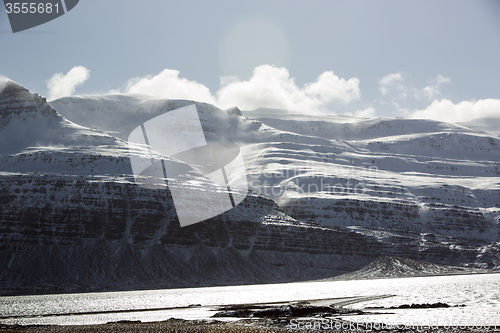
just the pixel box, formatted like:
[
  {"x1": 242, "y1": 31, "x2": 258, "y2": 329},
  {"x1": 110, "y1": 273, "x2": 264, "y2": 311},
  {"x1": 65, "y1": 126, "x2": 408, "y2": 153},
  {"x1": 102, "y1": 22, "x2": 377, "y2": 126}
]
[{"x1": 1, "y1": 0, "x2": 500, "y2": 122}]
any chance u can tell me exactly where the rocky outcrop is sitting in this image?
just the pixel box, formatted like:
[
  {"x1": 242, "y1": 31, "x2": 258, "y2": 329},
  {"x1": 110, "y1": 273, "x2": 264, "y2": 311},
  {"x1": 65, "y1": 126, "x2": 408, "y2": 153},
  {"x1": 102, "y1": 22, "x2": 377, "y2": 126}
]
[{"x1": 329, "y1": 256, "x2": 493, "y2": 281}]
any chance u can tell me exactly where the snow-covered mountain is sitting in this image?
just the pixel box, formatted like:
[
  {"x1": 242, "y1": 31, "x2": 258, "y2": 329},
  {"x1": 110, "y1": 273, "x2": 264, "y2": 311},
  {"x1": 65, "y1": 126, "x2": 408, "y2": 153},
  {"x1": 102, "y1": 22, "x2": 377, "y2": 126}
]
[
  {"x1": 241, "y1": 108, "x2": 500, "y2": 245},
  {"x1": 0, "y1": 81, "x2": 499, "y2": 295},
  {"x1": 52, "y1": 96, "x2": 500, "y2": 249},
  {"x1": 0, "y1": 82, "x2": 379, "y2": 295}
]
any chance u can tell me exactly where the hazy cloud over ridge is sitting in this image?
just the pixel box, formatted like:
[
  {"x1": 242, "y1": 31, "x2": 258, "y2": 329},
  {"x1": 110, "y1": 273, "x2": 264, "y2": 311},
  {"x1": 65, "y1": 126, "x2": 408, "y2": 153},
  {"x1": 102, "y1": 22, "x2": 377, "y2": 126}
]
[
  {"x1": 379, "y1": 72, "x2": 451, "y2": 101},
  {"x1": 378, "y1": 72, "x2": 498, "y2": 123},
  {"x1": 411, "y1": 98, "x2": 500, "y2": 123}
]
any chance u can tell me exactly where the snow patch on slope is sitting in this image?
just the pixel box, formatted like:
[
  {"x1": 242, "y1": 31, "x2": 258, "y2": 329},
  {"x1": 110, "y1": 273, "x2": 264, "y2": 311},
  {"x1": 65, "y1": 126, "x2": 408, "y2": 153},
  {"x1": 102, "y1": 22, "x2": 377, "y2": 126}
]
[{"x1": 328, "y1": 256, "x2": 493, "y2": 280}]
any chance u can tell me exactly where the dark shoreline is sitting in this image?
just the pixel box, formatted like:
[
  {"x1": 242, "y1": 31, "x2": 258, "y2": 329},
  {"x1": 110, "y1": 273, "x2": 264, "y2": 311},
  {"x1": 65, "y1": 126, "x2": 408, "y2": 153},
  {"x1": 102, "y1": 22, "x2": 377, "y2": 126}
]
[{"x1": 1, "y1": 318, "x2": 500, "y2": 333}]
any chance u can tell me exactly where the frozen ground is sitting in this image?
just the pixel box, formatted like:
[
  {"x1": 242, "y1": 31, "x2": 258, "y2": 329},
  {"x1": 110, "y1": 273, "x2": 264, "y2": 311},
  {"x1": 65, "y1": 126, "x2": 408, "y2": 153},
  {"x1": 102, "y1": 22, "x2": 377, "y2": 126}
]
[{"x1": 1, "y1": 273, "x2": 499, "y2": 327}]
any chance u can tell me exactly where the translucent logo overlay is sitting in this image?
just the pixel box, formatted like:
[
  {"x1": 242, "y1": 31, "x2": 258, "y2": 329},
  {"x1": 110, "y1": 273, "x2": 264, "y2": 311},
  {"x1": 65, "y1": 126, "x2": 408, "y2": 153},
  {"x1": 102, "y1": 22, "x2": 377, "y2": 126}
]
[
  {"x1": 127, "y1": 104, "x2": 248, "y2": 227},
  {"x1": 4, "y1": 0, "x2": 79, "y2": 33}
]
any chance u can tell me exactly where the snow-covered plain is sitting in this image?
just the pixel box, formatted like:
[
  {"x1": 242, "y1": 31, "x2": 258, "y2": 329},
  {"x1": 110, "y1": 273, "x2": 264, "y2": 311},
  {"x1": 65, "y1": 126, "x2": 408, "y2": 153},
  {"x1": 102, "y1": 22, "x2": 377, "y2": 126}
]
[{"x1": 0, "y1": 273, "x2": 499, "y2": 327}]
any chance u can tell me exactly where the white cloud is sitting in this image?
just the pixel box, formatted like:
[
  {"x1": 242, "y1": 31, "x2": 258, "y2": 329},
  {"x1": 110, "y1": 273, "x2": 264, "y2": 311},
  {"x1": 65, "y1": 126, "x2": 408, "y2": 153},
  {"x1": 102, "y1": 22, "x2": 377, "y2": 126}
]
[
  {"x1": 420, "y1": 74, "x2": 451, "y2": 99},
  {"x1": 216, "y1": 65, "x2": 360, "y2": 111},
  {"x1": 355, "y1": 107, "x2": 376, "y2": 118},
  {"x1": 411, "y1": 98, "x2": 500, "y2": 123},
  {"x1": 219, "y1": 75, "x2": 239, "y2": 86},
  {"x1": 124, "y1": 65, "x2": 360, "y2": 112},
  {"x1": 125, "y1": 69, "x2": 216, "y2": 104},
  {"x1": 421, "y1": 86, "x2": 439, "y2": 99},
  {"x1": 47, "y1": 66, "x2": 90, "y2": 101},
  {"x1": 379, "y1": 72, "x2": 407, "y2": 98},
  {"x1": 304, "y1": 71, "x2": 361, "y2": 104},
  {"x1": 436, "y1": 74, "x2": 451, "y2": 85}
]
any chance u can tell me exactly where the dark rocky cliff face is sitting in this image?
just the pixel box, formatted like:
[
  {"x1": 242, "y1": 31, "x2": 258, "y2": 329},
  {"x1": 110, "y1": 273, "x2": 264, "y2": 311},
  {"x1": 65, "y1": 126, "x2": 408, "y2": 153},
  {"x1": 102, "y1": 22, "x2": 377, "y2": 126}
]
[
  {"x1": 0, "y1": 81, "x2": 498, "y2": 296},
  {"x1": 0, "y1": 170, "x2": 493, "y2": 296},
  {"x1": 0, "y1": 171, "x2": 385, "y2": 295}
]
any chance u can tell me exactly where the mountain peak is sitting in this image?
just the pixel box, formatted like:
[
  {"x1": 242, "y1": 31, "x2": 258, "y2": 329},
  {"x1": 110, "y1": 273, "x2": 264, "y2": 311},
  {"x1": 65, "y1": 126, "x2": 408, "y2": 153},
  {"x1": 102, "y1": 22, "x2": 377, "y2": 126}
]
[
  {"x1": 0, "y1": 81, "x2": 117, "y2": 154},
  {"x1": 0, "y1": 80, "x2": 58, "y2": 118},
  {"x1": 0, "y1": 79, "x2": 28, "y2": 96}
]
